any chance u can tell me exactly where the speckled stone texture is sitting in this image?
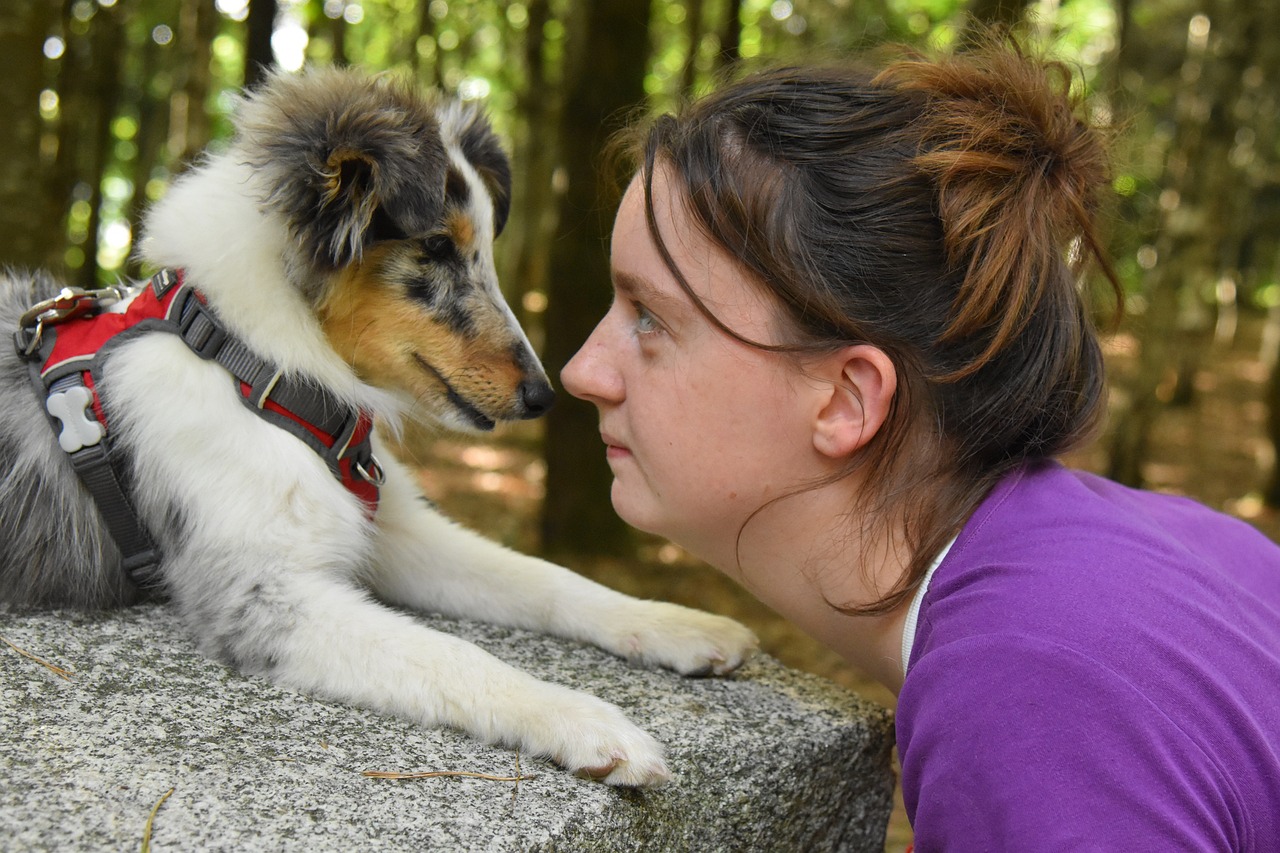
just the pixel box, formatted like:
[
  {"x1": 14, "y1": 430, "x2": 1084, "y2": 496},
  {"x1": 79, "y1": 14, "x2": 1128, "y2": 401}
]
[{"x1": 0, "y1": 604, "x2": 893, "y2": 851}]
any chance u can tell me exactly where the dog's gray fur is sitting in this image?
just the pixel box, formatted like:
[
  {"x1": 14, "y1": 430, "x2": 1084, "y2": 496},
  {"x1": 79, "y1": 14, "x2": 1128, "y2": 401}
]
[{"x1": 0, "y1": 272, "x2": 136, "y2": 606}]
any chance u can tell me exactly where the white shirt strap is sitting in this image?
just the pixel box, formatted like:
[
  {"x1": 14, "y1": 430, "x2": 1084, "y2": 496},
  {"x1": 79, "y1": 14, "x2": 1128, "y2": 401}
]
[{"x1": 900, "y1": 535, "x2": 957, "y2": 677}]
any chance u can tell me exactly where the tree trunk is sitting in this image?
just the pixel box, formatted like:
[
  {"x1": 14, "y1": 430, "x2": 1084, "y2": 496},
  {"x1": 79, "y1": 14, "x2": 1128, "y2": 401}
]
[
  {"x1": 540, "y1": 0, "x2": 653, "y2": 557},
  {"x1": 1107, "y1": 3, "x2": 1258, "y2": 485},
  {"x1": 1110, "y1": 0, "x2": 1136, "y2": 98},
  {"x1": 1244, "y1": 0, "x2": 1280, "y2": 505},
  {"x1": 244, "y1": 0, "x2": 277, "y2": 90},
  {"x1": 322, "y1": 3, "x2": 349, "y2": 68},
  {"x1": 125, "y1": 36, "x2": 174, "y2": 278},
  {"x1": 412, "y1": 1, "x2": 447, "y2": 88},
  {"x1": 682, "y1": 0, "x2": 706, "y2": 95},
  {"x1": 501, "y1": 0, "x2": 558, "y2": 329},
  {"x1": 44, "y1": 1, "x2": 127, "y2": 288},
  {"x1": 714, "y1": 0, "x2": 741, "y2": 72},
  {"x1": 49, "y1": 0, "x2": 96, "y2": 278},
  {"x1": 0, "y1": 0, "x2": 60, "y2": 271},
  {"x1": 168, "y1": 0, "x2": 217, "y2": 173},
  {"x1": 78, "y1": 1, "x2": 127, "y2": 287}
]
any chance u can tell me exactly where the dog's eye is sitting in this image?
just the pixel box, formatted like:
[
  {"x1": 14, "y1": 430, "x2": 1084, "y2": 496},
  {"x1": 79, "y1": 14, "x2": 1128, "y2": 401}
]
[{"x1": 421, "y1": 234, "x2": 456, "y2": 262}]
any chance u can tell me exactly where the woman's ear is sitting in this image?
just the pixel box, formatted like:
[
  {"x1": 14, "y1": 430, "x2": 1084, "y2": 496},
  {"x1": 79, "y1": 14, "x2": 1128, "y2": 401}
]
[{"x1": 812, "y1": 345, "x2": 897, "y2": 459}]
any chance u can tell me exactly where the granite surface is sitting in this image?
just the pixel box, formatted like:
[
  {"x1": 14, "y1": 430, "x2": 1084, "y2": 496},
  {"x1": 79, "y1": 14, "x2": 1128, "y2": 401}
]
[{"x1": 0, "y1": 603, "x2": 894, "y2": 851}]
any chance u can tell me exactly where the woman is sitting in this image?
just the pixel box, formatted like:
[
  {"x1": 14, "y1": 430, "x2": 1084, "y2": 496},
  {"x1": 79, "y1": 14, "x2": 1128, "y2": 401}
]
[{"x1": 561, "y1": 36, "x2": 1280, "y2": 849}]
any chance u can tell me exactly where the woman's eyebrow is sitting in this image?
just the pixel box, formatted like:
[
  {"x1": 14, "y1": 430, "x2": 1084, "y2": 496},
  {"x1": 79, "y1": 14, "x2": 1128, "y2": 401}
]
[
  {"x1": 611, "y1": 269, "x2": 655, "y2": 298},
  {"x1": 611, "y1": 269, "x2": 684, "y2": 311}
]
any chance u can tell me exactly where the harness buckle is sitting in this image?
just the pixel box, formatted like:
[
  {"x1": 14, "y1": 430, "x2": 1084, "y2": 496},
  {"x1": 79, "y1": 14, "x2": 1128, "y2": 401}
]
[
  {"x1": 15, "y1": 285, "x2": 129, "y2": 359},
  {"x1": 177, "y1": 294, "x2": 227, "y2": 359},
  {"x1": 17, "y1": 285, "x2": 127, "y2": 331}
]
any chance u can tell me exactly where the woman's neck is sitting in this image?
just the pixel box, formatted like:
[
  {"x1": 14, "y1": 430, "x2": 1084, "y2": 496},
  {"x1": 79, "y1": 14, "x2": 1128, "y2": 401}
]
[{"x1": 714, "y1": 477, "x2": 916, "y2": 694}]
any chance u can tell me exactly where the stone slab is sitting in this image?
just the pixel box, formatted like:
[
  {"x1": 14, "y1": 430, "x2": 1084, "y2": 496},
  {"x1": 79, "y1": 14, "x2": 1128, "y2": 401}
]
[{"x1": 0, "y1": 604, "x2": 894, "y2": 851}]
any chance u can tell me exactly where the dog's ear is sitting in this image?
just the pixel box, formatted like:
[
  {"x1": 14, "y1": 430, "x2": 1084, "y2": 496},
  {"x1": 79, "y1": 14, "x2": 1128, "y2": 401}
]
[
  {"x1": 457, "y1": 108, "x2": 512, "y2": 237},
  {"x1": 235, "y1": 69, "x2": 450, "y2": 268}
]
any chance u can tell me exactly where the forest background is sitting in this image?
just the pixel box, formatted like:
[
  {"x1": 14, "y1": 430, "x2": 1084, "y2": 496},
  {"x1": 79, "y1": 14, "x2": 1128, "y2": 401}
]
[{"x1": 3, "y1": 1, "x2": 1279, "y2": 849}]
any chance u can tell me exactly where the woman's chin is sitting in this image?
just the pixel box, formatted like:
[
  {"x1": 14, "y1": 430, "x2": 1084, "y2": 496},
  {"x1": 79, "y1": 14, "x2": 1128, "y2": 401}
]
[{"x1": 609, "y1": 486, "x2": 661, "y2": 537}]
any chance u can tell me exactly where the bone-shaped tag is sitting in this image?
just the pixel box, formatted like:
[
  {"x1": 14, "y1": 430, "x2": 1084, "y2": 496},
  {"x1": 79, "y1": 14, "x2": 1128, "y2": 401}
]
[{"x1": 46, "y1": 385, "x2": 105, "y2": 453}]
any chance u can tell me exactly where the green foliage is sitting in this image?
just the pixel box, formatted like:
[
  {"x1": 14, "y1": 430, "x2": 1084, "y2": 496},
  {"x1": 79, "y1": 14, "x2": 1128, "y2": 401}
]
[{"x1": 27, "y1": 0, "x2": 1279, "y2": 311}]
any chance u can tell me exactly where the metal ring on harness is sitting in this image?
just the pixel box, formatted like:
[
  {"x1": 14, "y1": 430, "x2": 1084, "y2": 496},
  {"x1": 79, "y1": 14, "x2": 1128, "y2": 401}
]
[
  {"x1": 18, "y1": 285, "x2": 128, "y2": 330},
  {"x1": 15, "y1": 285, "x2": 129, "y2": 358},
  {"x1": 354, "y1": 457, "x2": 386, "y2": 486}
]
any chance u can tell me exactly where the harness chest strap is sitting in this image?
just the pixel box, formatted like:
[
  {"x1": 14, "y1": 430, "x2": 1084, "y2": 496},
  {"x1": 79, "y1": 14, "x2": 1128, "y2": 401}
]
[{"x1": 20, "y1": 268, "x2": 382, "y2": 589}]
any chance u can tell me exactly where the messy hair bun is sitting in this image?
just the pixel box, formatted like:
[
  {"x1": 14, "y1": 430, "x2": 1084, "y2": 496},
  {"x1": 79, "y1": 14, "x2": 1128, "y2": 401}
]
[
  {"x1": 876, "y1": 38, "x2": 1120, "y2": 380},
  {"x1": 625, "y1": 32, "x2": 1120, "y2": 613}
]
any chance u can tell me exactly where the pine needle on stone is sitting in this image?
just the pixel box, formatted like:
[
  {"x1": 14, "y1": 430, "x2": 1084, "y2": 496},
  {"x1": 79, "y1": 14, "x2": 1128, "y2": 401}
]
[
  {"x1": 0, "y1": 635, "x2": 73, "y2": 680},
  {"x1": 363, "y1": 769, "x2": 537, "y2": 782},
  {"x1": 140, "y1": 787, "x2": 174, "y2": 853}
]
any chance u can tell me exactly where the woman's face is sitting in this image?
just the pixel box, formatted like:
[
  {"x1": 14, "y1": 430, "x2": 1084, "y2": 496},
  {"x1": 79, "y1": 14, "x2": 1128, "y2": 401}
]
[{"x1": 562, "y1": 166, "x2": 825, "y2": 566}]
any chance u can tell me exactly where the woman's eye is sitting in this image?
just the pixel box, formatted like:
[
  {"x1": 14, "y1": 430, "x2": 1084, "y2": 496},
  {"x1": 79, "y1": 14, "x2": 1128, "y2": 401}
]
[{"x1": 633, "y1": 303, "x2": 660, "y2": 335}]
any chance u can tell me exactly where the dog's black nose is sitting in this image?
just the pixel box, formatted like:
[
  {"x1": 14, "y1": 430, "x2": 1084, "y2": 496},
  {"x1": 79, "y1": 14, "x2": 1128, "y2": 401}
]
[{"x1": 519, "y1": 378, "x2": 556, "y2": 418}]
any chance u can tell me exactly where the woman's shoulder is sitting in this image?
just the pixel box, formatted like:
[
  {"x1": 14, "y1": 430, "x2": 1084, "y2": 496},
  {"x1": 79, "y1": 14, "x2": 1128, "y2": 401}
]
[
  {"x1": 963, "y1": 458, "x2": 1275, "y2": 558},
  {"x1": 914, "y1": 459, "x2": 1280, "y2": 678},
  {"x1": 933, "y1": 459, "x2": 1280, "y2": 615},
  {"x1": 900, "y1": 460, "x2": 1280, "y2": 847},
  {"x1": 898, "y1": 632, "x2": 1255, "y2": 849}
]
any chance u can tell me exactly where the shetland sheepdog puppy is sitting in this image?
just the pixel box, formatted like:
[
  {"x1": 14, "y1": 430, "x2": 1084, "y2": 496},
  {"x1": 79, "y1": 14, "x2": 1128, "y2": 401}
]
[{"x1": 0, "y1": 68, "x2": 756, "y2": 786}]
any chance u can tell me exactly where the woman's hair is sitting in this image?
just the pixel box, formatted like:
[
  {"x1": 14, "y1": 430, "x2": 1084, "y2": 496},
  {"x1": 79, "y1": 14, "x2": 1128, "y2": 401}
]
[{"x1": 613, "y1": 34, "x2": 1121, "y2": 615}]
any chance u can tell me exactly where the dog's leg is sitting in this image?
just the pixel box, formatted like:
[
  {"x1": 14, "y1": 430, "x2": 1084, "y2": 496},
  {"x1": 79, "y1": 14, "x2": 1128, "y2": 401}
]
[
  {"x1": 110, "y1": 339, "x2": 672, "y2": 785},
  {"x1": 182, "y1": 565, "x2": 672, "y2": 786},
  {"x1": 369, "y1": 449, "x2": 759, "y2": 677}
]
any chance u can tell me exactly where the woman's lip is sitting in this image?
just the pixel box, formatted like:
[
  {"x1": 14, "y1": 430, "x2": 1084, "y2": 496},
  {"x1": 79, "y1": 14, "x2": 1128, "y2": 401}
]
[{"x1": 601, "y1": 433, "x2": 631, "y2": 458}]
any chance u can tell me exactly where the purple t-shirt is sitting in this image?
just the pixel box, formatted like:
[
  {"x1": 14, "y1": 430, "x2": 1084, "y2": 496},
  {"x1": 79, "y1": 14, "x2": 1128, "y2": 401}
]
[{"x1": 898, "y1": 459, "x2": 1280, "y2": 850}]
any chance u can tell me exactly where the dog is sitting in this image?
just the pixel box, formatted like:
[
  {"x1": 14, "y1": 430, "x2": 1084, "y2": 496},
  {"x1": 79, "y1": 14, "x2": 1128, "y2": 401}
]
[{"x1": 0, "y1": 68, "x2": 756, "y2": 786}]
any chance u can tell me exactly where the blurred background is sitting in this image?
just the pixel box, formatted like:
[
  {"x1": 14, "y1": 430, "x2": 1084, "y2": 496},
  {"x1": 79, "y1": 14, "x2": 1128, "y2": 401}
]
[{"x1": 3, "y1": 1, "x2": 1279, "y2": 849}]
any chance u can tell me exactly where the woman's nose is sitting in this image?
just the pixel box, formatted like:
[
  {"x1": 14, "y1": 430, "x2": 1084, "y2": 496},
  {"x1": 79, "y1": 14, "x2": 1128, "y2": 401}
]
[{"x1": 561, "y1": 319, "x2": 623, "y2": 405}]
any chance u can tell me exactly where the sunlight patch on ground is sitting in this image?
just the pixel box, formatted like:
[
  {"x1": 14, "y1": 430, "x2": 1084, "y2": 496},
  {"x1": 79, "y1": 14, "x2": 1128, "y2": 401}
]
[
  {"x1": 1244, "y1": 400, "x2": 1268, "y2": 424},
  {"x1": 1237, "y1": 360, "x2": 1271, "y2": 383},
  {"x1": 1227, "y1": 493, "x2": 1266, "y2": 519},
  {"x1": 1144, "y1": 462, "x2": 1189, "y2": 494},
  {"x1": 460, "y1": 445, "x2": 509, "y2": 470}
]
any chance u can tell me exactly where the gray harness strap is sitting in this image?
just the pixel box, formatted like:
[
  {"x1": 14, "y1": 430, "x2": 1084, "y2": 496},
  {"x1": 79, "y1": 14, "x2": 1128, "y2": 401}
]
[
  {"x1": 18, "y1": 269, "x2": 382, "y2": 591},
  {"x1": 45, "y1": 373, "x2": 161, "y2": 583}
]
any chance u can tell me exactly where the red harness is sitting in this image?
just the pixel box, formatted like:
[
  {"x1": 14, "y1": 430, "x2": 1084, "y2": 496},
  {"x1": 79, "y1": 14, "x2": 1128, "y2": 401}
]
[{"x1": 19, "y1": 269, "x2": 381, "y2": 587}]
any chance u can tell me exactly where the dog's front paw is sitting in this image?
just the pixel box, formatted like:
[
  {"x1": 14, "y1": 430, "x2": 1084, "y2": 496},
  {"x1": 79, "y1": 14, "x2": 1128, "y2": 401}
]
[
  {"x1": 522, "y1": 684, "x2": 671, "y2": 787},
  {"x1": 606, "y1": 601, "x2": 759, "y2": 677}
]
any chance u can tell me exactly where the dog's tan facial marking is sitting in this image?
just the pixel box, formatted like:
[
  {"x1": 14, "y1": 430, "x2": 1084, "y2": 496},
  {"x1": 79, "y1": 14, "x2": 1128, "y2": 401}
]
[
  {"x1": 319, "y1": 246, "x2": 536, "y2": 430},
  {"x1": 446, "y1": 212, "x2": 475, "y2": 250}
]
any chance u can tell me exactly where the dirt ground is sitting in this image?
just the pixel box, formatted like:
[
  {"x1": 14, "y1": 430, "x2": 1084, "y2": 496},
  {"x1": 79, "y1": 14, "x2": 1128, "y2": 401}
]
[{"x1": 409, "y1": 315, "x2": 1280, "y2": 853}]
